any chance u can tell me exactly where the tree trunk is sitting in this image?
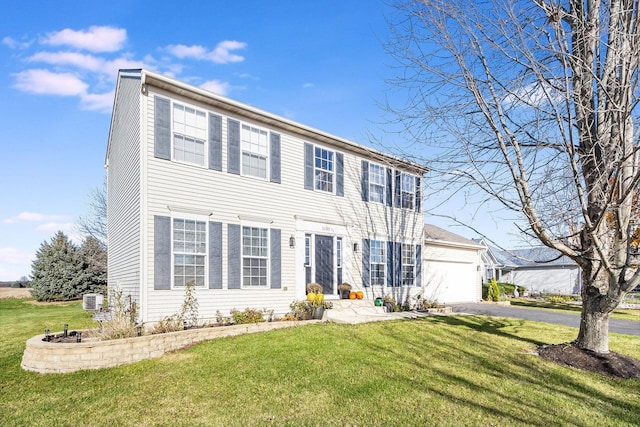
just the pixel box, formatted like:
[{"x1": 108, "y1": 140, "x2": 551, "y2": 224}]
[{"x1": 575, "y1": 296, "x2": 610, "y2": 354}]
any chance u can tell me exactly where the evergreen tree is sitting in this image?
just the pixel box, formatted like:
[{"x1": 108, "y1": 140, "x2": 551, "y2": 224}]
[
  {"x1": 30, "y1": 231, "x2": 84, "y2": 301},
  {"x1": 78, "y1": 236, "x2": 107, "y2": 295}
]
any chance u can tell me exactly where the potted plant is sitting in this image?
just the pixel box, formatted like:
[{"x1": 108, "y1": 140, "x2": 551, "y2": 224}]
[
  {"x1": 338, "y1": 283, "x2": 352, "y2": 299},
  {"x1": 311, "y1": 299, "x2": 333, "y2": 320},
  {"x1": 289, "y1": 300, "x2": 312, "y2": 320},
  {"x1": 306, "y1": 283, "x2": 324, "y2": 302}
]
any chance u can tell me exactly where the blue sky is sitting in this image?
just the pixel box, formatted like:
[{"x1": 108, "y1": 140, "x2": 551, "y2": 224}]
[{"x1": 0, "y1": 1, "x2": 518, "y2": 281}]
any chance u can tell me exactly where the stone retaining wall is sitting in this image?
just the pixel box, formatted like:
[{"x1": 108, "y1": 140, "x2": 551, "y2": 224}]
[{"x1": 22, "y1": 320, "x2": 314, "y2": 374}]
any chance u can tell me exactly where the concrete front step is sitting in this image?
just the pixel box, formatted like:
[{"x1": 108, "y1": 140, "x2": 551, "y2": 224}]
[{"x1": 329, "y1": 299, "x2": 386, "y2": 315}]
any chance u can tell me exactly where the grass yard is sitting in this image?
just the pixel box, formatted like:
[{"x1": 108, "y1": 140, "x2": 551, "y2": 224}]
[
  {"x1": 511, "y1": 298, "x2": 640, "y2": 322},
  {"x1": 1, "y1": 298, "x2": 639, "y2": 426}
]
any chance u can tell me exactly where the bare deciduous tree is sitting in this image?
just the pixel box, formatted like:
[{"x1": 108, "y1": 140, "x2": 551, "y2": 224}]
[
  {"x1": 386, "y1": 0, "x2": 640, "y2": 353},
  {"x1": 77, "y1": 177, "x2": 107, "y2": 245}
]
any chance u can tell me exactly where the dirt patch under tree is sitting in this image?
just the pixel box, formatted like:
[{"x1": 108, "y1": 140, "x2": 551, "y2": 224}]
[{"x1": 538, "y1": 343, "x2": 640, "y2": 379}]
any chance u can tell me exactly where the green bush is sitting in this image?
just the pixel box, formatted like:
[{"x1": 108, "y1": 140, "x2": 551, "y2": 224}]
[
  {"x1": 487, "y1": 279, "x2": 500, "y2": 302},
  {"x1": 230, "y1": 308, "x2": 265, "y2": 324},
  {"x1": 482, "y1": 281, "x2": 526, "y2": 299}
]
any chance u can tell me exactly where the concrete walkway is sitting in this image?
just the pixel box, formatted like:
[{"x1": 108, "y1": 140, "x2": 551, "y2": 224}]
[{"x1": 450, "y1": 302, "x2": 640, "y2": 336}]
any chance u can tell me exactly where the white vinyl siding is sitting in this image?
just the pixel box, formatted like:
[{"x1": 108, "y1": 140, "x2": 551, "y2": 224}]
[
  {"x1": 242, "y1": 226, "x2": 269, "y2": 288},
  {"x1": 314, "y1": 146, "x2": 334, "y2": 192},
  {"x1": 241, "y1": 124, "x2": 268, "y2": 179},
  {"x1": 173, "y1": 103, "x2": 206, "y2": 166}
]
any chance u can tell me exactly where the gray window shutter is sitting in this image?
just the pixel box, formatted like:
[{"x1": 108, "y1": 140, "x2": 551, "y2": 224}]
[
  {"x1": 154, "y1": 216, "x2": 171, "y2": 290},
  {"x1": 304, "y1": 143, "x2": 314, "y2": 190},
  {"x1": 395, "y1": 242, "x2": 403, "y2": 287},
  {"x1": 228, "y1": 224, "x2": 241, "y2": 289},
  {"x1": 270, "y1": 228, "x2": 281, "y2": 288},
  {"x1": 270, "y1": 132, "x2": 281, "y2": 183},
  {"x1": 386, "y1": 168, "x2": 393, "y2": 207},
  {"x1": 209, "y1": 113, "x2": 222, "y2": 171},
  {"x1": 387, "y1": 241, "x2": 394, "y2": 287},
  {"x1": 415, "y1": 176, "x2": 421, "y2": 212},
  {"x1": 336, "y1": 152, "x2": 344, "y2": 197},
  {"x1": 154, "y1": 96, "x2": 171, "y2": 160},
  {"x1": 227, "y1": 119, "x2": 240, "y2": 175},
  {"x1": 361, "y1": 160, "x2": 369, "y2": 201},
  {"x1": 362, "y1": 239, "x2": 370, "y2": 287},
  {"x1": 415, "y1": 244, "x2": 422, "y2": 287},
  {"x1": 394, "y1": 170, "x2": 401, "y2": 208},
  {"x1": 209, "y1": 222, "x2": 222, "y2": 289}
]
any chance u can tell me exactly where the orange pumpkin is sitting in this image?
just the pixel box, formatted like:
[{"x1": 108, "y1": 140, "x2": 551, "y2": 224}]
[
  {"x1": 349, "y1": 291, "x2": 357, "y2": 299},
  {"x1": 356, "y1": 291, "x2": 364, "y2": 299}
]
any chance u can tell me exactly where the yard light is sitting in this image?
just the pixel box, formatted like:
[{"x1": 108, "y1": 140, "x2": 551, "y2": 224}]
[
  {"x1": 63, "y1": 324, "x2": 68, "y2": 338},
  {"x1": 77, "y1": 332, "x2": 82, "y2": 343},
  {"x1": 137, "y1": 325, "x2": 142, "y2": 336},
  {"x1": 45, "y1": 329, "x2": 50, "y2": 342}
]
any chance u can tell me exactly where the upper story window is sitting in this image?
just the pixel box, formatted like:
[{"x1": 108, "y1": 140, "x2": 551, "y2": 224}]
[
  {"x1": 173, "y1": 103, "x2": 207, "y2": 166},
  {"x1": 369, "y1": 163, "x2": 386, "y2": 204},
  {"x1": 400, "y1": 173, "x2": 416, "y2": 210},
  {"x1": 314, "y1": 147, "x2": 334, "y2": 192},
  {"x1": 241, "y1": 124, "x2": 269, "y2": 179},
  {"x1": 172, "y1": 218, "x2": 207, "y2": 288},
  {"x1": 242, "y1": 226, "x2": 269, "y2": 288}
]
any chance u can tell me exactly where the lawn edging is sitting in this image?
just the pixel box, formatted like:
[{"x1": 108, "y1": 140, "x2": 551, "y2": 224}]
[{"x1": 21, "y1": 320, "x2": 316, "y2": 374}]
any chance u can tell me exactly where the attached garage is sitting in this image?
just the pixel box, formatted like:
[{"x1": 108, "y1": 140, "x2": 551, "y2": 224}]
[{"x1": 422, "y1": 225, "x2": 483, "y2": 304}]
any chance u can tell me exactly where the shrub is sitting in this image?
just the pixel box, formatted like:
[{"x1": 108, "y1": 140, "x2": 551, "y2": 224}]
[
  {"x1": 547, "y1": 295, "x2": 571, "y2": 304},
  {"x1": 178, "y1": 281, "x2": 199, "y2": 328},
  {"x1": 97, "y1": 287, "x2": 138, "y2": 340},
  {"x1": 150, "y1": 315, "x2": 183, "y2": 334},
  {"x1": 487, "y1": 278, "x2": 500, "y2": 302},
  {"x1": 230, "y1": 308, "x2": 265, "y2": 324}
]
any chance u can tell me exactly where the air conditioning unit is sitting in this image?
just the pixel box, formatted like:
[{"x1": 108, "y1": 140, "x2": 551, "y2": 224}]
[{"x1": 82, "y1": 293, "x2": 104, "y2": 311}]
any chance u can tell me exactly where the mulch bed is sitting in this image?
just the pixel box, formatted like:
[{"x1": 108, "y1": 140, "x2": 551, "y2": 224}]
[{"x1": 538, "y1": 343, "x2": 640, "y2": 379}]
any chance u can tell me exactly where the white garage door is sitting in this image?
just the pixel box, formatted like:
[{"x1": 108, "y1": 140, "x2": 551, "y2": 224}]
[{"x1": 423, "y1": 261, "x2": 479, "y2": 304}]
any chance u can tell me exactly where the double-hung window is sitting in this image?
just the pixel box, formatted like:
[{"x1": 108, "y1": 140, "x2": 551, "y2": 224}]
[
  {"x1": 173, "y1": 103, "x2": 207, "y2": 166},
  {"x1": 369, "y1": 163, "x2": 385, "y2": 204},
  {"x1": 314, "y1": 147, "x2": 334, "y2": 192},
  {"x1": 400, "y1": 173, "x2": 415, "y2": 209},
  {"x1": 242, "y1": 226, "x2": 269, "y2": 287},
  {"x1": 173, "y1": 218, "x2": 207, "y2": 287},
  {"x1": 241, "y1": 124, "x2": 268, "y2": 179},
  {"x1": 370, "y1": 240, "x2": 386, "y2": 286},
  {"x1": 401, "y1": 244, "x2": 415, "y2": 286}
]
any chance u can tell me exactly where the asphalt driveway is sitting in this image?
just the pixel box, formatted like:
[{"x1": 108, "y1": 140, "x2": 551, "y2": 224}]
[{"x1": 450, "y1": 303, "x2": 640, "y2": 336}]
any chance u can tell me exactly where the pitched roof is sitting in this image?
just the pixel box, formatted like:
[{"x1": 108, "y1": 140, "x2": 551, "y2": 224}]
[
  {"x1": 492, "y1": 246, "x2": 576, "y2": 267},
  {"x1": 423, "y1": 224, "x2": 484, "y2": 248}
]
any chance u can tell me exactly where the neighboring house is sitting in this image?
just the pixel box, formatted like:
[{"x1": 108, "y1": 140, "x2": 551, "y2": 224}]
[
  {"x1": 422, "y1": 225, "x2": 484, "y2": 304},
  {"x1": 106, "y1": 69, "x2": 427, "y2": 323},
  {"x1": 481, "y1": 244, "x2": 582, "y2": 294}
]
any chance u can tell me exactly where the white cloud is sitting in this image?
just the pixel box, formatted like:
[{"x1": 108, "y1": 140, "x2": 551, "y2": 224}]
[
  {"x1": 303, "y1": 83, "x2": 315, "y2": 89},
  {"x1": 36, "y1": 222, "x2": 75, "y2": 233},
  {"x1": 28, "y1": 51, "x2": 104, "y2": 71},
  {"x1": 42, "y1": 26, "x2": 126, "y2": 52},
  {"x1": 13, "y1": 69, "x2": 87, "y2": 96},
  {"x1": 80, "y1": 90, "x2": 115, "y2": 112},
  {"x1": 2, "y1": 36, "x2": 31, "y2": 49},
  {"x1": 3, "y1": 212, "x2": 70, "y2": 224},
  {"x1": 200, "y1": 80, "x2": 230, "y2": 96},
  {"x1": 0, "y1": 248, "x2": 33, "y2": 266},
  {"x1": 166, "y1": 40, "x2": 246, "y2": 63}
]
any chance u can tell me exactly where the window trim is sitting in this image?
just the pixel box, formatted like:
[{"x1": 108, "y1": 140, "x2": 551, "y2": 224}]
[
  {"x1": 313, "y1": 144, "x2": 336, "y2": 194},
  {"x1": 171, "y1": 100, "x2": 208, "y2": 168},
  {"x1": 368, "y1": 161, "x2": 386, "y2": 204},
  {"x1": 240, "y1": 222, "x2": 270, "y2": 289},
  {"x1": 369, "y1": 239, "x2": 386, "y2": 287},
  {"x1": 240, "y1": 122, "x2": 270, "y2": 180},
  {"x1": 170, "y1": 214, "x2": 208, "y2": 289},
  {"x1": 400, "y1": 172, "x2": 416, "y2": 210},
  {"x1": 401, "y1": 243, "x2": 415, "y2": 286}
]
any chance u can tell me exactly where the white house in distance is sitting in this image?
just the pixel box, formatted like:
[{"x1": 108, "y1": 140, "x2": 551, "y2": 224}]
[
  {"x1": 478, "y1": 241, "x2": 582, "y2": 294},
  {"x1": 106, "y1": 69, "x2": 428, "y2": 323},
  {"x1": 421, "y1": 225, "x2": 484, "y2": 304}
]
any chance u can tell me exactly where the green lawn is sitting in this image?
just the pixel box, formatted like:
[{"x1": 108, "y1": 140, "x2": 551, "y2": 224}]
[
  {"x1": 510, "y1": 298, "x2": 640, "y2": 321},
  {"x1": 1, "y1": 298, "x2": 639, "y2": 427}
]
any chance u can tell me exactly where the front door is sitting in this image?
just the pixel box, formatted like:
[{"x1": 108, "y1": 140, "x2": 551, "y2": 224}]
[{"x1": 315, "y1": 235, "x2": 334, "y2": 294}]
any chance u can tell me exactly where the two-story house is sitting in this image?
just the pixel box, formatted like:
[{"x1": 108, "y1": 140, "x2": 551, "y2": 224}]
[{"x1": 106, "y1": 69, "x2": 426, "y2": 323}]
